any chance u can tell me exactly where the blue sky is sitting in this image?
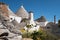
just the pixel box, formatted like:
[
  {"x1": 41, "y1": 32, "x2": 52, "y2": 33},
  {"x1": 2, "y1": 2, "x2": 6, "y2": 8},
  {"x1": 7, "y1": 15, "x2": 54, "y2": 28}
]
[{"x1": 0, "y1": 0, "x2": 60, "y2": 22}]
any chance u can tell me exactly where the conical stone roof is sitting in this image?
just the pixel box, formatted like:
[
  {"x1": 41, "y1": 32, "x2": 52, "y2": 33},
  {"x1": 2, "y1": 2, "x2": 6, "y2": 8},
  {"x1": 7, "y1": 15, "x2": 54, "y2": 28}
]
[
  {"x1": 35, "y1": 16, "x2": 47, "y2": 22},
  {"x1": 7, "y1": 6, "x2": 16, "y2": 16},
  {"x1": 0, "y1": 2, "x2": 9, "y2": 17},
  {"x1": 16, "y1": 5, "x2": 29, "y2": 18}
]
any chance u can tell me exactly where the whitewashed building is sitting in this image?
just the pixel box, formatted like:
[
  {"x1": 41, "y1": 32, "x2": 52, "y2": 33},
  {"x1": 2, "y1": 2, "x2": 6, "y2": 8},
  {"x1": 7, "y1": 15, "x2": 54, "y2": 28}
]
[
  {"x1": 0, "y1": 2, "x2": 49, "y2": 33},
  {"x1": 7, "y1": 5, "x2": 22, "y2": 23},
  {"x1": 35, "y1": 16, "x2": 48, "y2": 27}
]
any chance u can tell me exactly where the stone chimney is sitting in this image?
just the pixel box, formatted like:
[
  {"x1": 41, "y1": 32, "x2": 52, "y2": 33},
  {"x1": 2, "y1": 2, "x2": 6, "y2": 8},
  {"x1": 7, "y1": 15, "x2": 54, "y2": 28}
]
[
  {"x1": 29, "y1": 11, "x2": 34, "y2": 21},
  {"x1": 54, "y1": 15, "x2": 56, "y2": 24}
]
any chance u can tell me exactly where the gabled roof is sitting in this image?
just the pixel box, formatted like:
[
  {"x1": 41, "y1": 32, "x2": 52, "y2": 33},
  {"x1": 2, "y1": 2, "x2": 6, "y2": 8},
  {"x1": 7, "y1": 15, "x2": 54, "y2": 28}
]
[{"x1": 16, "y1": 5, "x2": 29, "y2": 18}]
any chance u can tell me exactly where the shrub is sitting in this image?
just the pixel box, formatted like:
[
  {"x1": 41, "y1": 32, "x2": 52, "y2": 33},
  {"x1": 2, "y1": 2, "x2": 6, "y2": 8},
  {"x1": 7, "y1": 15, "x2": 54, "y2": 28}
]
[{"x1": 22, "y1": 28, "x2": 58, "y2": 40}]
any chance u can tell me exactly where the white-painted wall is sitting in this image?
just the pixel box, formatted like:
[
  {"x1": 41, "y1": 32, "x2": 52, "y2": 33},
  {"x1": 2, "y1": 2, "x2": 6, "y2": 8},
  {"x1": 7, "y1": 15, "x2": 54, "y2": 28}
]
[
  {"x1": 29, "y1": 12, "x2": 36, "y2": 26},
  {"x1": 29, "y1": 12, "x2": 34, "y2": 21},
  {"x1": 29, "y1": 20, "x2": 36, "y2": 26},
  {"x1": 9, "y1": 15, "x2": 22, "y2": 23},
  {"x1": 39, "y1": 21, "x2": 48, "y2": 27},
  {"x1": 15, "y1": 17, "x2": 22, "y2": 23}
]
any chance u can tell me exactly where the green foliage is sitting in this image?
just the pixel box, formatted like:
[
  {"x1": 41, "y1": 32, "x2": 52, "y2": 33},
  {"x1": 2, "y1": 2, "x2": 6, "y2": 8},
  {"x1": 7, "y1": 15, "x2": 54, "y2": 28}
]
[
  {"x1": 22, "y1": 29, "x2": 58, "y2": 40},
  {"x1": 31, "y1": 30, "x2": 58, "y2": 40},
  {"x1": 26, "y1": 25, "x2": 32, "y2": 28},
  {"x1": 26, "y1": 25, "x2": 32, "y2": 37},
  {"x1": 22, "y1": 32, "x2": 32, "y2": 38},
  {"x1": 21, "y1": 18, "x2": 27, "y2": 22}
]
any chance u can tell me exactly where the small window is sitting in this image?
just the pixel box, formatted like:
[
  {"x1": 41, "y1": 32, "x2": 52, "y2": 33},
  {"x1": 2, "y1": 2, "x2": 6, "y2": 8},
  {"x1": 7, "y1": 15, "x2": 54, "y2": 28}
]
[
  {"x1": 47, "y1": 27, "x2": 50, "y2": 29},
  {"x1": 11, "y1": 18, "x2": 13, "y2": 20},
  {"x1": 4, "y1": 20, "x2": 7, "y2": 21}
]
